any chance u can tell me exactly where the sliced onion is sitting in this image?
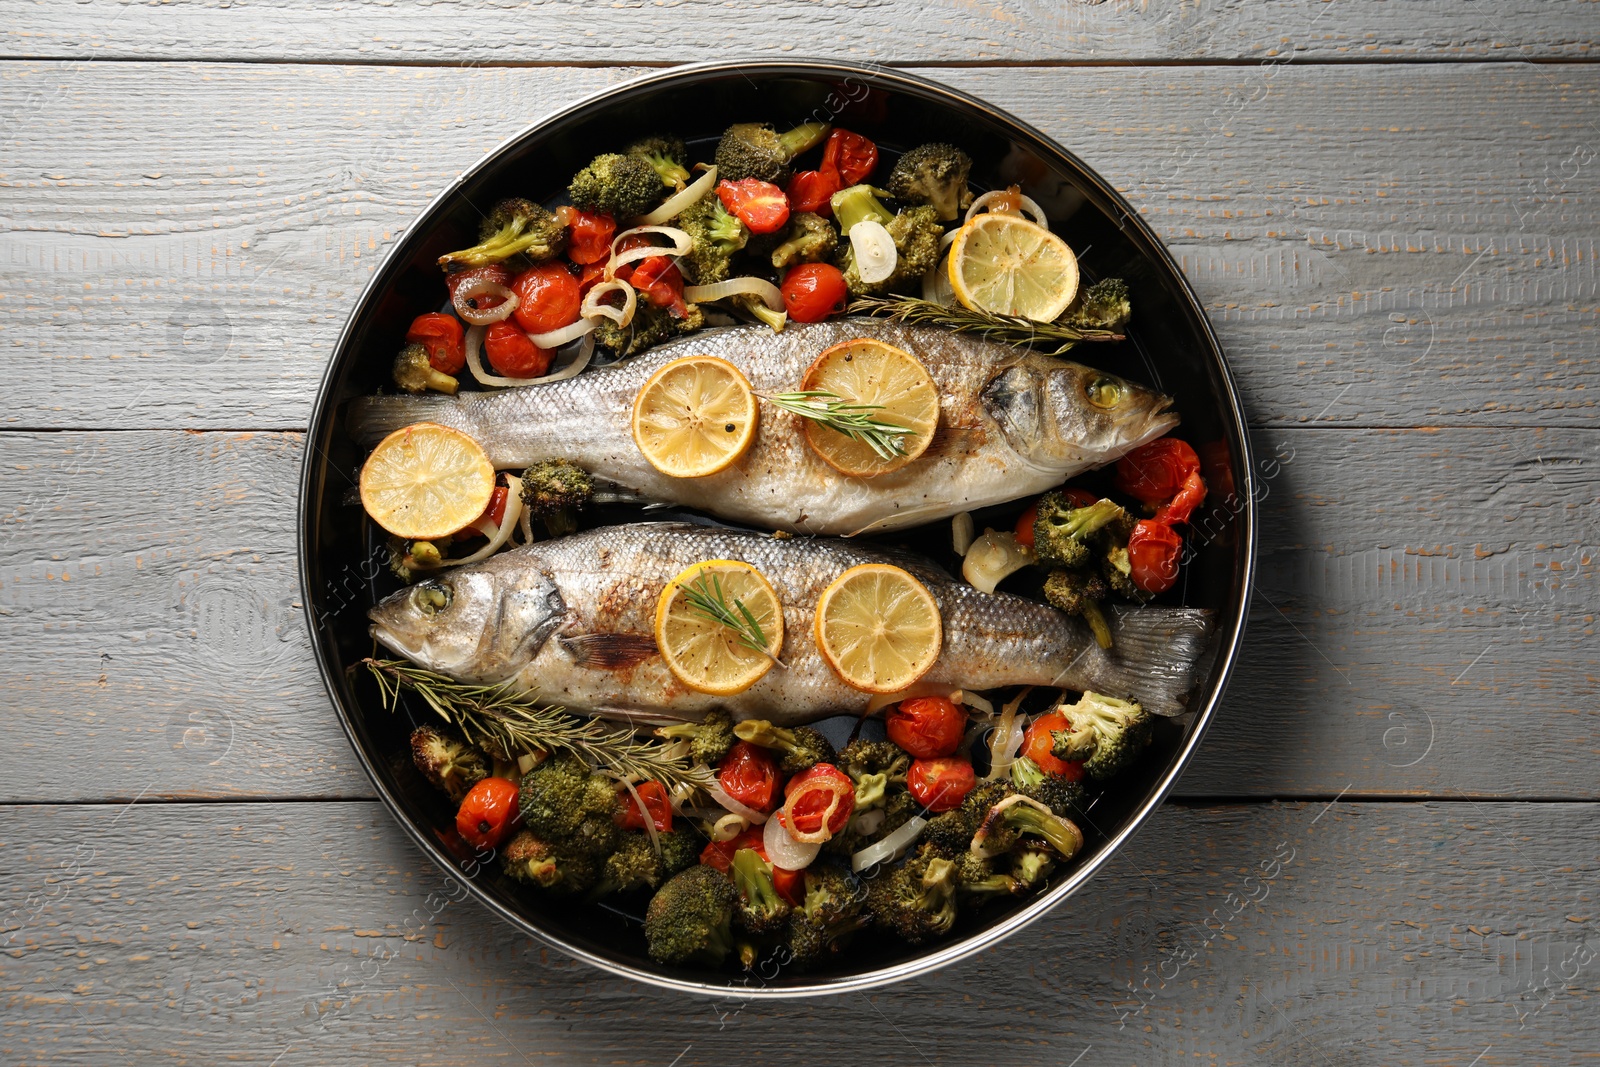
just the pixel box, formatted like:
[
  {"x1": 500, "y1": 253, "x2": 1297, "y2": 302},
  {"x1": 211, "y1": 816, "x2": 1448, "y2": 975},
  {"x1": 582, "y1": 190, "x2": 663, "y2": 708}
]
[
  {"x1": 605, "y1": 225, "x2": 693, "y2": 278},
  {"x1": 439, "y1": 483, "x2": 523, "y2": 568},
  {"x1": 986, "y1": 687, "x2": 1033, "y2": 782},
  {"x1": 683, "y1": 277, "x2": 784, "y2": 311},
  {"x1": 764, "y1": 812, "x2": 821, "y2": 870},
  {"x1": 614, "y1": 774, "x2": 663, "y2": 857},
  {"x1": 951, "y1": 512, "x2": 975, "y2": 555},
  {"x1": 452, "y1": 278, "x2": 519, "y2": 325},
  {"x1": 636, "y1": 165, "x2": 717, "y2": 226},
  {"x1": 851, "y1": 815, "x2": 927, "y2": 873},
  {"x1": 464, "y1": 326, "x2": 595, "y2": 389},
  {"x1": 864, "y1": 681, "x2": 955, "y2": 716},
  {"x1": 852, "y1": 808, "x2": 886, "y2": 837},
  {"x1": 707, "y1": 781, "x2": 768, "y2": 825},
  {"x1": 962, "y1": 528, "x2": 1035, "y2": 594},
  {"x1": 581, "y1": 279, "x2": 637, "y2": 327},
  {"x1": 959, "y1": 690, "x2": 995, "y2": 717},
  {"x1": 965, "y1": 188, "x2": 1050, "y2": 228},
  {"x1": 526, "y1": 316, "x2": 600, "y2": 348},
  {"x1": 848, "y1": 220, "x2": 897, "y2": 284},
  {"x1": 712, "y1": 813, "x2": 749, "y2": 842}
]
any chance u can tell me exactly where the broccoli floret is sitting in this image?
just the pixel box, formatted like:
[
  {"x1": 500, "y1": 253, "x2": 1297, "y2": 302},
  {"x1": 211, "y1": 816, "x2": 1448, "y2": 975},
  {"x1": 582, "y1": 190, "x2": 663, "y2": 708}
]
[
  {"x1": 625, "y1": 134, "x2": 690, "y2": 188},
  {"x1": 831, "y1": 187, "x2": 943, "y2": 296},
  {"x1": 1011, "y1": 845, "x2": 1056, "y2": 891},
  {"x1": 770, "y1": 212, "x2": 839, "y2": 272},
  {"x1": 713, "y1": 121, "x2": 831, "y2": 184},
  {"x1": 884, "y1": 143, "x2": 974, "y2": 222},
  {"x1": 1050, "y1": 692, "x2": 1153, "y2": 779},
  {"x1": 838, "y1": 739, "x2": 910, "y2": 783},
  {"x1": 438, "y1": 198, "x2": 566, "y2": 271},
  {"x1": 657, "y1": 829, "x2": 700, "y2": 878},
  {"x1": 971, "y1": 794, "x2": 1084, "y2": 860},
  {"x1": 830, "y1": 183, "x2": 895, "y2": 233},
  {"x1": 408, "y1": 726, "x2": 488, "y2": 802},
  {"x1": 588, "y1": 832, "x2": 666, "y2": 898},
  {"x1": 501, "y1": 829, "x2": 598, "y2": 893},
  {"x1": 1033, "y1": 494, "x2": 1131, "y2": 570},
  {"x1": 568, "y1": 153, "x2": 665, "y2": 219},
  {"x1": 1008, "y1": 755, "x2": 1086, "y2": 818},
  {"x1": 921, "y1": 778, "x2": 1010, "y2": 856},
  {"x1": 1042, "y1": 569, "x2": 1114, "y2": 651},
  {"x1": 517, "y1": 754, "x2": 613, "y2": 840},
  {"x1": 519, "y1": 458, "x2": 594, "y2": 516},
  {"x1": 644, "y1": 865, "x2": 738, "y2": 966},
  {"x1": 952, "y1": 850, "x2": 1022, "y2": 901},
  {"x1": 594, "y1": 301, "x2": 705, "y2": 359},
  {"x1": 678, "y1": 194, "x2": 749, "y2": 284},
  {"x1": 729, "y1": 848, "x2": 792, "y2": 936},
  {"x1": 656, "y1": 710, "x2": 736, "y2": 767},
  {"x1": 865, "y1": 850, "x2": 959, "y2": 944},
  {"x1": 785, "y1": 864, "x2": 870, "y2": 967},
  {"x1": 1068, "y1": 277, "x2": 1132, "y2": 330},
  {"x1": 392, "y1": 343, "x2": 458, "y2": 396},
  {"x1": 732, "y1": 720, "x2": 836, "y2": 775},
  {"x1": 730, "y1": 293, "x2": 788, "y2": 333}
]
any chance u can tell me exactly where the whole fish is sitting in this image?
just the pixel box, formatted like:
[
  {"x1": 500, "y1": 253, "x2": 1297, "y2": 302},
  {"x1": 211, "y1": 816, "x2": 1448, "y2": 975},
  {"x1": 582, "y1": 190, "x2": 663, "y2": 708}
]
[
  {"x1": 349, "y1": 319, "x2": 1177, "y2": 536},
  {"x1": 368, "y1": 523, "x2": 1212, "y2": 721}
]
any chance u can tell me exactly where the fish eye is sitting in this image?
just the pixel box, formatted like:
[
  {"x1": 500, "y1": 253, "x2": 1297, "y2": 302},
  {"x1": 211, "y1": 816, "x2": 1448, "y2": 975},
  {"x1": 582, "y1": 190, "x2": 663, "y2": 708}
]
[
  {"x1": 412, "y1": 581, "x2": 452, "y2": 616},
  {"x1": 1085, "y1": 376, "x2": 1123, "y2": 408}
]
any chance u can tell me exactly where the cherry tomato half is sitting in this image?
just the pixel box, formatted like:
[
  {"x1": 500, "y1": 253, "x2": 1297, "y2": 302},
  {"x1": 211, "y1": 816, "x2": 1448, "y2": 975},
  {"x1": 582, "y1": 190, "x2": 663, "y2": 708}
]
[
  {"x1": 886, "y1": 696, "x2": 967, "y2": 759},
  {"x1": 907, "y1": 757, "x2": 976, "y2": 813},
  {"x1": 559, "y1": 206, "x2": 616, "y2": 266},
  {"x1": 780, "y1": 263, "x2": 848, "y2": 323},
  {"x1": 718, "y1": 740, "x2": 782, "y2": 813},
  {"x1": 455, "y1": 776, "x2": 519, "y2": 851},
  {"x1": 786, "y1": 167, "x2": 842, "y2": 216},
  {"x1": 1020, "y1": 711, "x2": 1087, "y2": 781},
  {"x1": 626, "y1": 255, "x2": 687, "y2": 316},
  {"x1": 510, "y1": 262, "x2": 582, "y2": 336},
  {"x1": 453, "y1": 483, "x2": 509, "y2": 540},
  {"x1": 717, "y1": 178, "x2": 791, "y2": 235},
  {"x1": 1014, "y1": 501, "x2": 1039, "y2": 548},
  {"x1": 613, "y1": 780, "x2": 674, "y2": 833},
  {"x1": 1127, "y1": 519, "x2": 1183, "y2": 595},
  {"x1": 820, "y1": 128, "x2": 878, "y2": 186},
  {"x1": 483, "y1": 321, "x2": 554, "y2": 378},
  {"x1": 1115, "y1": 438, "x2": 1202, "y2": 509},
  {"x1": 779, "y1": 763, "x2": 856, "y2": 840},
  {"x1": 406, "y1": 313, "x2": 466, "y2": 375}
]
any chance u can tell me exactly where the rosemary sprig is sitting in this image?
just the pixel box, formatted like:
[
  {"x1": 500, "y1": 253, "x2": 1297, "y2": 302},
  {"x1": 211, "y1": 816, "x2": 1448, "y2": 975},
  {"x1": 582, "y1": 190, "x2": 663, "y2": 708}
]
[
  {"x1": 760, "y1": 390, "x2": 910, "y2": 460},
  {"x1": 847, "y1": 295, "x2": 1125, "y2": 356},
  {"x1": 358, "y1": 657, "x2": 710, "y2": 792},
  {"x1": 678, "y1": 573, "x2": 785, "y2": 666}
]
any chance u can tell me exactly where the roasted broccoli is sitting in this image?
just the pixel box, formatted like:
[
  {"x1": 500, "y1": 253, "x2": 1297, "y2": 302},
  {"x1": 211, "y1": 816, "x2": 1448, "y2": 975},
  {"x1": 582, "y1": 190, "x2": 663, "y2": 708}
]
[
  {"x1": 644, "y1": 865, "x2": 739, "y2": 966},
  {"x1": 713, "y1": 120, "x2": 831, "y2": 184},
  {"x1": 1042, "y1": 568, "x2": 1115, "y2": 651},
  {"x1": 593, "y1": 301, "x2": 705, "y2": 359},
  {"x1": 952, "y1": 850, "x2": 1023, "y2": 901},
  {"x1": 733, "y1": 720, "x2": 836, "y2": 774},
  {"x1": 920, "y1": 779, "x2": 1010, "y2": 856},
  {"x1": 1009, "y1": 755, "x2": 1086, "y2": 819},
  {"x1": 1033, "y1": 494, "x2": 1132, "y2": 570},
  {"x1": 625, "y1": 134, "x2": 691, "y2": 188},
  {"x1": 409, "y1": 725, "x2": 488, "y2": 802},
  {"x1": 1068, "y1": 277, "x2": 1132, "y2": 330},
  {"x1": 971, "y1": 794, "x2": 1084, "y2": 860},
  {"x1": 838, "y1": 738, "x2": 911, "y2": 783},
  {"x1": 517, "y1": 754, "x2": 616, "y2": 840},
  {"x1": 1011, "y1": 845, "x2": 1056, "y2": 891},
  {"x1": 519, "y1": 458, "x2": 594, "y2": 517},
  {"x1": 865, "y1": 849, "x2": 959, "y2": 944},
  {"x1": 501, "y1": 829, "x2": 598, "y2": 893},
  {"x1": 785, "y1": 864, "x2": 870, "y2": 967},
  {"x1": 657, "y1": 829, "x2": 700, "y2": 878},
  {"x1": 770, "y1": 212, "x2": 839, "y2": 271},
  {"x1": 1051, "y1": 692, "x2": 1152, "y2": 779},
  {"x1": 438, "y1": 197, "x2": 567, "y2": 271},
  {"x1": 568, "y1": 153, "x2": 665, "y2": 219},
  {"x1": 730, "y1": 848, "x2": 792, "y2": 935},
  {"x1": 884, "y1": 143, "x2": 974, "y2": 222},
  {"x1": 392, "y1": 343, "x2": 459, "y2": 396},
  {"x1": 656, "y1": 709, "x2": 737, "y2": 767},
  {"x1": 730, "y1": 293, "x2": 788, "y2": 333},
  {"x1": 678, "y1": 193, "x2": 749, "y2": 284},
  {"x1": 831, "y1": 186, "x2": 943, "y2": 296}
]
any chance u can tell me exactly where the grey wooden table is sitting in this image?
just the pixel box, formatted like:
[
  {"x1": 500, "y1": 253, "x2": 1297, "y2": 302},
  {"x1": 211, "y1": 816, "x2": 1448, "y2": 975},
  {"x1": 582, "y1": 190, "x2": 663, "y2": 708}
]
[{"x1": 3, "y1": 3, "x2": 1597, "y2": 1063}]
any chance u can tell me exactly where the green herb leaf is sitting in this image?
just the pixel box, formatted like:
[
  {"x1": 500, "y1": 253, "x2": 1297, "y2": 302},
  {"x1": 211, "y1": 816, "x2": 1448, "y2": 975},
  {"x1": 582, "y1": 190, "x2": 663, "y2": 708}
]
[{"x1": 847, "y1": 295, "x2": 1125, "y2": 356}]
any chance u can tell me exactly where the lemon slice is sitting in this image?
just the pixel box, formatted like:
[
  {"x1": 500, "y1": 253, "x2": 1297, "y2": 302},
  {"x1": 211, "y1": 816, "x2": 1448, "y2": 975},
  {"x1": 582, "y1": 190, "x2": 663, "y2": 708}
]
[
  {"x1": 947, "y1": 213, "x2": 1079, "y2": 321},
  {"x1": 797, "y1": 338, "x2": 939, "y2": 477},
  {"x1": 359, "y1": 422, "x2": 496, "y2": 540},
  {"x1": 655, "y1": 560, "x2": 784, "y2": 696},
  {"x1": 814, "y1": 563, "x2": 942, "y2": 693},
  {"x1": 632, "y1": 355, "x2": 758, "y2": 478}
]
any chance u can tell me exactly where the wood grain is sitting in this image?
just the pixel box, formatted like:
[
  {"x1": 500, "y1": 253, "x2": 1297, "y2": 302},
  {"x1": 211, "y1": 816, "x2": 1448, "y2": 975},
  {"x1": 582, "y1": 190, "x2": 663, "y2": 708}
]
[
  {"x1": 1, "y1": 62, "x2": 1596, "y2": 430},
  {"x1": 1, "y1": 427, "x2": 1593, "y2": 803},
  {"x1": 1, "y1": 798, "x2": 1593, "y2": 1064},
  {"x1": 0, "y1": 0, "x2": 1594, "y2": 63}
]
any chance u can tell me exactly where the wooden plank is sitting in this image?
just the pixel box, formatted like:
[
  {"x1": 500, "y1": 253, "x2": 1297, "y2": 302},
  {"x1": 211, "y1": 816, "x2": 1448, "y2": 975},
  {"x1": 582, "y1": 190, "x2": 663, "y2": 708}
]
[
  {"x1": 2, "y1": 427, "x2": 1594, "y2": 803},
  {"x1": 1, "y1": 62, "x2": 1597, "y2": 430},
  {"x1": 1, "y1": 0, "x2": 1594, "y2": 63},
  {"x1": 1, "y1": 799, "x2": 1594, "y2": 1063}
]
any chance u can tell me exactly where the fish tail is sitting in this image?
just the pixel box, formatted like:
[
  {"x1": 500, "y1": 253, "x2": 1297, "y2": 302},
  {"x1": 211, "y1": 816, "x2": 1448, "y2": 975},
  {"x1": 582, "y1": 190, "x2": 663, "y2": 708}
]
[
  {"x1": 345, "y1": 393, "x2": 475, "y2": 445},
  {"x1": 1051, "y1": 606, "x2": 1214, "y2": 716}
]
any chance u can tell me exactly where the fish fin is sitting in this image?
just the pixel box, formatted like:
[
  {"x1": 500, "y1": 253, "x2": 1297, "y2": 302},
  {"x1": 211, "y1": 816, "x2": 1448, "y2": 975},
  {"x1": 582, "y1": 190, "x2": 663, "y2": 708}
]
[
  {"x1": 558, "y1": 632, "x2": 660, "y2": 671},
  {"x1": 1052, "y1": 606, "x2": 1213, "y2": 716},
  {"x1": 346, "y1": 393, "x2": 466, "y2": 445}
]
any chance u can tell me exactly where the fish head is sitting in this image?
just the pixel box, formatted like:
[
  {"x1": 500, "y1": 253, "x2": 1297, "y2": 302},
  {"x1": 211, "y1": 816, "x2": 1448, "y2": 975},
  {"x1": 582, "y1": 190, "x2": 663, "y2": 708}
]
[
  {"x1": 981, "y1": 359, "x2": 1178, "y2": 471},
  {"x1": 368, "y1": 558, "x2": 566, "y2": 683}
]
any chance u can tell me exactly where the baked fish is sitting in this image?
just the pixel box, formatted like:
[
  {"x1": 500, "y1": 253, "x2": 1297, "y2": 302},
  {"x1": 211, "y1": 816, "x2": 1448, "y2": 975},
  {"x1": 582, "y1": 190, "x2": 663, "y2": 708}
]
[
  {"x1": 348, "y1": 319, "x2": 1177, "y2": 536},
  {"x1": 368, "y1": 523, "x2": 1212, "y2": 720}
]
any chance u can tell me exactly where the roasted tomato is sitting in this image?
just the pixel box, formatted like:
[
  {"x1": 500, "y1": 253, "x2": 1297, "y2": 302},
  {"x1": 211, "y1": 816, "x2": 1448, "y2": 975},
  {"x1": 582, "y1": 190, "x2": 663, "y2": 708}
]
[
  {"x1": 786, "y1": 167, "x2": 842, "y2": 215},
  {"x1": 717, "y1": 178, "x2": 791, "y2": 234},
  {"x1": 483, "y1": 321, "x2": 553, "y2": 378},
  {"x1": 510, "y1": 261, "x2": 582, "y2": 336},
  {"x1": 1116, "y1": 437, "x2": 1205, "y2": 523},
  {"x1": 558, "y1": 206, "x2": 617, "y2": 265},
  {"x1": 820, "y1": 128, "x2": 878, "y2": 185},
  {"x1": 886, "y1": 696, "x2": 967, "y2": 759},
  {"x1": 455, "y1": 776, "x2": 519, "y2": 851},
  {"x1": 405, "y1": 312, "x2": 466, "y2": 375},
  {"x1": 778, "y1": 763, "x2": 855, "y2": 842},
  {"x1": 780, "y1": 263, "x2": 848, "y2": 323},
  {"x1": 1127, "y1": 519, "x2": 1183, "y2": 594},
  {"x1": 907, "y1": 757, "x2": 976, "y2": 813},
  {"x1": 717, "y1": 740, "x2": 782, "y2": 813},
  {"x1": 1020, "y1": 711, "x2": 1087, "y2": 781},
  {"x1": 613, "y1": 780, "x2": 673, "y2": 832}
]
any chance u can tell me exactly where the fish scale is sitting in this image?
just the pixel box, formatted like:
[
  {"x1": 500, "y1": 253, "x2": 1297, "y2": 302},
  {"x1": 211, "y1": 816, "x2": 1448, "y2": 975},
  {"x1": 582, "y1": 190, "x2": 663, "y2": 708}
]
[{"x1": 348, "y1": 318, "x2": 1177, "y2": 536}]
